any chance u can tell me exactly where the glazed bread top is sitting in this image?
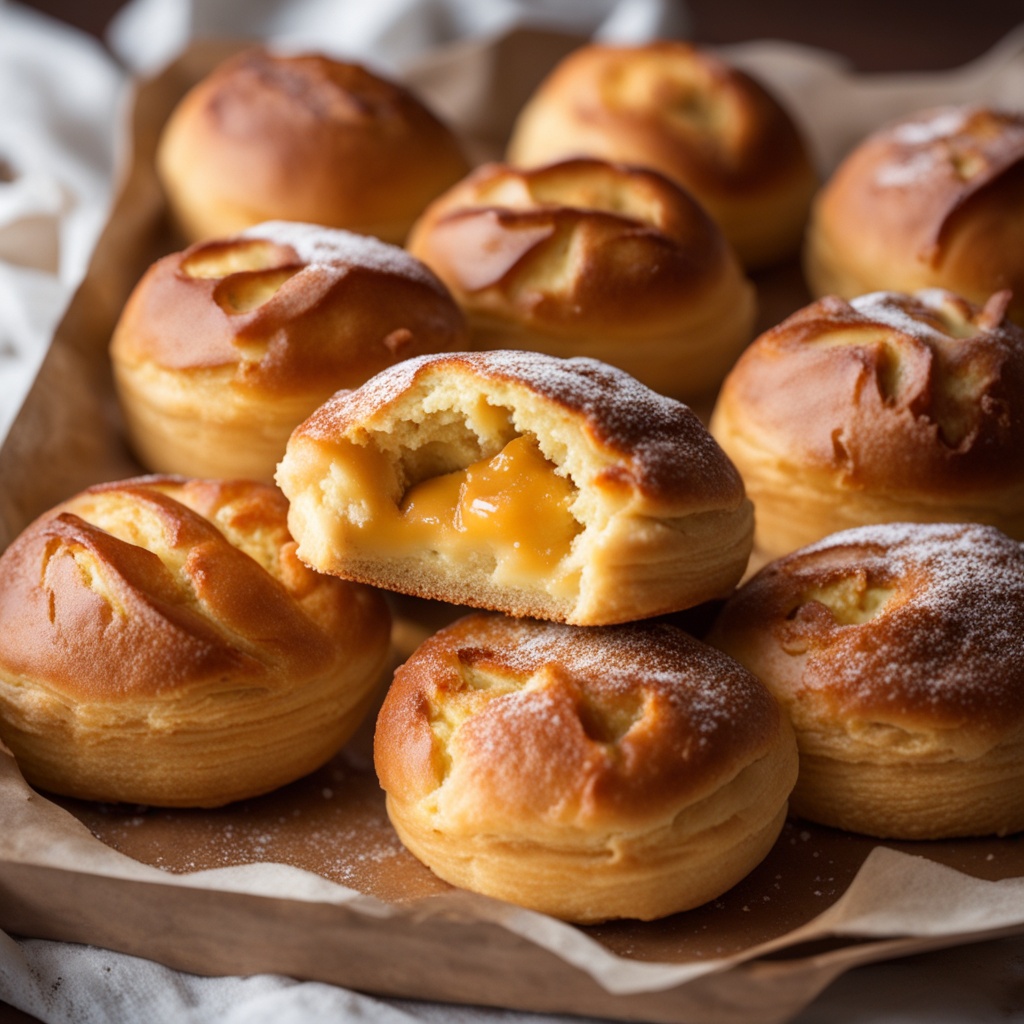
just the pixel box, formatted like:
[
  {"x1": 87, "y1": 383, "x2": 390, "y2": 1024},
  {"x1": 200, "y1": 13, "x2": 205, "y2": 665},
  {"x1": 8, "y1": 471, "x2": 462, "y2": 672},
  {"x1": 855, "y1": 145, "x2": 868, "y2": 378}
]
[
  {"x1": 709, "y1": 521, "x2": 1024, "y2": 743},
  {"x1": 712, "y1": 288, "x2": 1024, "y2": 493},
  {"x1": 156, "y1": 48, "x2": 470, "y2": 242},
  {"x1": 406, "y1": 158, "x2": 747, "y2": 338},
  {"x1": 289, "y1": 349, "x2": 748, "y2": 516},
  {"x1": 110, "y1": 221, "x2": 468, "y2": 394},
  {"x1": 807, "y1": 105, "x2": 1024, "y2": 318},
  {"x1": 508, "y1": 40, "x2": 814, "y2": 203},
  {"x1": 375, "y1": 613, "x2": 787, "y2": 831},
  {"x1": 0, "y1": 476, "x2": 389, "y2": 702}
]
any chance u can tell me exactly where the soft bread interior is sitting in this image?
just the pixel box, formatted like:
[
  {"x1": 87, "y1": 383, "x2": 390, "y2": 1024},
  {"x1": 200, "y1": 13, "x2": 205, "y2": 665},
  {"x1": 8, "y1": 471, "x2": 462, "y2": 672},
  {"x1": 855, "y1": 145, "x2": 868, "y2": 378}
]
[{"x1": 279, "y1": 361, "x2": 753, "y2": 625}]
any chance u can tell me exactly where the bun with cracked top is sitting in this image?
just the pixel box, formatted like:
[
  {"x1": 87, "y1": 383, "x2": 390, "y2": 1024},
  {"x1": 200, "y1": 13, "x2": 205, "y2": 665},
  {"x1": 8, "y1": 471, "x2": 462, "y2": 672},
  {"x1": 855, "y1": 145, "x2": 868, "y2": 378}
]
[
  {"x1": 276, "y1": 349, "x2": 754, "y2": 627},
  {"x1": 805, "y1": 105, "x2": 1024, "y2": 323},
  {"x1": 405, "y1": 158, "x2": 756, "y2": 400},
  {"x1": 0, "y1": 476, "x2": 391, "y2": 807},
  {"x1": 709, "y1": 288, "x2": 1024, "y2": 563},
  {"x1": 375, "y1": 612, "x2": 798, "y2": 922},
  {"x1": 110, "y1": 221, "x2": 467, "y2": 484},
  {"x1": 506, "y1": 41, "x2": 818, "y2": 269},
  {"x1": 157, "y1": 48, "x2": 470, "y2": 244},
  {"x1": 708, "y1": 521, "x2": 1024, "y2": 839}
]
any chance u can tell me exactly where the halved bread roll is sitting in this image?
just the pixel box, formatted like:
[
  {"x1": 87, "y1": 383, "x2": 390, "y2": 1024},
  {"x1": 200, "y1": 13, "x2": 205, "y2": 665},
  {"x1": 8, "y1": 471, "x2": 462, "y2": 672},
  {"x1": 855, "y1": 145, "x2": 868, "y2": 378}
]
[{"x1": 277, "y1": 350, "x2": 753, "y2": 625}]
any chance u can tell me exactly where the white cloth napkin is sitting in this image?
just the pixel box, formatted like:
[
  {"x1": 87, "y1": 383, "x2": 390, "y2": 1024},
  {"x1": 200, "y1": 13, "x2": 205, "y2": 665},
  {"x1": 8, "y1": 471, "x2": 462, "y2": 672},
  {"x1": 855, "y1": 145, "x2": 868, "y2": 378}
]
[{"x1": 0, "y1": 0, "x2": 122, "y2": 441}]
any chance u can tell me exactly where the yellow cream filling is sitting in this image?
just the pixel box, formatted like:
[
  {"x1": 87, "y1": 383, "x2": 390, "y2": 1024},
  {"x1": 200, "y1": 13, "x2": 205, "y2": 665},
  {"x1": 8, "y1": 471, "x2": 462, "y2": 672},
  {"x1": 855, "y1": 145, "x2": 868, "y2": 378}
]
[{"x1": 339, "y1": 434, "x2": 581, "y2": 591}]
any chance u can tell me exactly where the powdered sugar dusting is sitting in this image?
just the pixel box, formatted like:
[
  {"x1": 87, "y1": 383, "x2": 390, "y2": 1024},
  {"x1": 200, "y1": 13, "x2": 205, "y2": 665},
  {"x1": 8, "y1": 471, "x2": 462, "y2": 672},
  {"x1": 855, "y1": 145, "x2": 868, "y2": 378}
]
[
  {"x1": 433, "y1": 615, "x2": 777, "y2": 749},
  {"x1": 789, "y1": 522, "x2": 1024, "y2": 722},
  {"x1": 299, "y1": 350, "x2": 742, "y2": 501},
  {"x1": 241, "y1": 221, "x2": 440, "y2": 287},
  {"x1": 849, "y1": 291, "x2": 961, "y2": 346},
  {"x1": 890, "y1": 108, "x2": 970, "y2": 147}
]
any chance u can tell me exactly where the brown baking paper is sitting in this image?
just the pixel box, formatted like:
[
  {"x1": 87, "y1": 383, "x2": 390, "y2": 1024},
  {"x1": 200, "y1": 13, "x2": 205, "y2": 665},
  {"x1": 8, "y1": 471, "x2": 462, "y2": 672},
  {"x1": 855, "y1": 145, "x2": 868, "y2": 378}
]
[{"x1": 4, "y1": 26, "x2": 1024, "y2": 1024}]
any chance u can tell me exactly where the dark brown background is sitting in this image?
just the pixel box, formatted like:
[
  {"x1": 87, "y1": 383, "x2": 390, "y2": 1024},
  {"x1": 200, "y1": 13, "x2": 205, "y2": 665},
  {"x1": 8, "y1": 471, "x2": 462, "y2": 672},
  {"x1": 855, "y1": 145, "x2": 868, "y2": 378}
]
[{"x1": 16, "y1": 0, "x2": 1024, "y2": 72}]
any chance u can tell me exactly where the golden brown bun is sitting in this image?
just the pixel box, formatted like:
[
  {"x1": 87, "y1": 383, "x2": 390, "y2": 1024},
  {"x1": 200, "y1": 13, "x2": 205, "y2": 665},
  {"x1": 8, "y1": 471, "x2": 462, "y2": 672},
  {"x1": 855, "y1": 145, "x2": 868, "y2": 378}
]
[
  {"x1": 0, "y1": 476, "x2": 391, "y2": 807},
  {"x1": 805, "y1": 106, "x2": 1024, "y2": 323},
  {"x1": 110, "y1": 221, "x2": 467, "y2": 483},
  {"x1": 156, "y1": 48, "x2": 471, "y2": 244},
  {"x1": 375, "y1": 613, "x2": 797, "y2": 922},
  {"x1": 708, "y1": 522, "x2": 1024, "y2": 839},
  {"x1": 406, "y1": 158, "x2": 756, "y2": 400},
  {"x1": 709, "y1": 289, "x2": 1024, "y2": 564},
  {"x1": 506, "y1": 41, "x2": 817, "y2": 269},
  {"x1": 277, "y1": 350, "x2": 754, "y2": 626}
]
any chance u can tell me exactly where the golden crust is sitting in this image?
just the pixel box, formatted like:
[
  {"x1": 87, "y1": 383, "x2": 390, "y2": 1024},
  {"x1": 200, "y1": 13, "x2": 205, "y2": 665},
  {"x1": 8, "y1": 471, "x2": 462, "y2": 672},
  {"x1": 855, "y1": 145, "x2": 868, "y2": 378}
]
[
  {"x1": 375, "y1": 613, "x2": 797, "y2": 922},
  {"x1": 506, "y1": 41, "x2": 817, "y2": 268},
  {"x1": 278, "y1": 351, "x2": 754, "y2": 625},
  {"x1": 0, "y1": 476, "x2": 391, "y2": 807},
  {"x1": 708, "y1": 522, "x2": 1024, "y2": 838},
  {"x1": 110, "y1": 221, "x2": 467, "y2": 483},
  {"x1": 406, "y1": 158, "x2": 756, "y2": 399},
  {"x1": 805, "y1": 106, "x2": 1024, "y2": 323},
  {"x1": 710, "y1": 289, "x2": 1024, "y2": 562},
  {"x1": 156, "y1": 48, "x2": 471, "y2": 244}
]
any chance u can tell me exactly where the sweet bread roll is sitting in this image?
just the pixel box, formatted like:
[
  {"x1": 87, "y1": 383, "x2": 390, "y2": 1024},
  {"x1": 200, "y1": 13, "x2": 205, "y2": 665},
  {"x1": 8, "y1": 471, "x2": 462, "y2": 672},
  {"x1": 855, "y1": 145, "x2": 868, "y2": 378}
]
[
  {"x1": 375, "y1": 613, "x2": 797, "y2": 923},
  {"x1": 276, "y1": 350, "x2": 754, "y2": 626},
  {"x1": 156, "y1": 48, "x2": 470, "y2": 244},
  {"x1": 110, "y1": 221, "x2": 467, "y2": 483},
  {"x1": 506, "y1": 41, "x2": 818, "y2": 269},
  {"x1": 0, "y1": 476, "x2": 391, "y2": 807},
  {"x1": 708, "y1": 522, "x2": 1024, "y2": 839},
  {"x1": 405, "y1": 158, "x2": 756, "y2": 400},
  {"x1": 805, "y1": 106, "x2": 1024, "y2": 323},
  {"x1": 709, "y1": 288, "x2": 1024, "y2": 563}
]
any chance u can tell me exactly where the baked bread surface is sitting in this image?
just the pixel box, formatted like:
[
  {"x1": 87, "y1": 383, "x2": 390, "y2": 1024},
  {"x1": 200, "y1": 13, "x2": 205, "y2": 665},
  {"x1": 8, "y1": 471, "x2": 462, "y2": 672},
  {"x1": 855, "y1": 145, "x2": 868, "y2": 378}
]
[
  {"x1": 708, "y1": 521, "x2": 1024, "y2": 838},
  {"x1": 375, "y1": 613, "x2": 797, "y2": 922},
  {"x1": 277, "y1": 350, "x2": 754, "y2": 626},
  {"x1": 710, "y1": 288, "x2": 1024, "y2": 562},
  {"x1": 157, "y1": 48, "x2": 470, "y2": 244},
  {"x1": 805, "y1": 105, "x2": 1024, "y2": 323},
  {"x1": 111, "y1": 221, "x2": 467, "y2": 483},
  {"x1": 506, "y1": 41, "x2": 818, "y2": 267},
  {"x1": 0, "y1": 476, "x2": 391, "y2": 807},
  {"x1": 406, "y1": 158, "x2": 756, "y2": 398}
]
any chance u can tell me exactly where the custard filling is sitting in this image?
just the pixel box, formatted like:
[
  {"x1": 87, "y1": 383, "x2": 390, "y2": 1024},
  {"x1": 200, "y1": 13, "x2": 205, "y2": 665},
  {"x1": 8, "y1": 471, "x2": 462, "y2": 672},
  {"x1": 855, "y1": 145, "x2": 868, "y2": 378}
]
[{"x1": 336, "y1": 433, "x2": 582, "y2": 592}]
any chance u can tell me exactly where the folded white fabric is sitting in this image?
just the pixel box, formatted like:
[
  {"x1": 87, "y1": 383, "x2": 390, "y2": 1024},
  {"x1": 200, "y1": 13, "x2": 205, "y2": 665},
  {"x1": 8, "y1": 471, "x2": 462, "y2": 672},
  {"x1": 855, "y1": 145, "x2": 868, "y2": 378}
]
[
  {"x1": 0, "y1": 0, "x2": 122, "y2": 441},
  {"x1": 107, "y1": 0, "x2": 691, "y2": 76}
]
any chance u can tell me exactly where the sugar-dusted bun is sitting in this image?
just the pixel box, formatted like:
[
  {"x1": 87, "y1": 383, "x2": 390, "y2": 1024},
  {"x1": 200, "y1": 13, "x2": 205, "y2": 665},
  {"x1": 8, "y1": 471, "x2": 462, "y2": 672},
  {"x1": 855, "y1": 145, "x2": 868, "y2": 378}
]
[
  {"x1": 277, "y1": 350, "x2": 753, "y2": 626},
  {"x1": 708, "y1": 522, "x2": 1024, "y2": 839},
  {"x1": 0, "y1": 476, "x2": 391, "y2": 807},
  {"x1": 375, "y1": 613, "x2": 797, "y2": 923},
  {"x1": 710, "y1": 288, "x2": 1024, "y2": 564},
  {"x1": 110, "y1": 221, "x2": 467, "y2": 483},
  {"x1": 506, "y1": 41, "x2": 817, "y2": 269},
  {"x1": 406, "y1": 158, "x2": 756, "y2": 400},
  {"x1": 156, "y1": 48, "x2": 470, "y2": 244},
  {"x1": 805, "y1": 106, "x2": 1024, "y2": 323}
]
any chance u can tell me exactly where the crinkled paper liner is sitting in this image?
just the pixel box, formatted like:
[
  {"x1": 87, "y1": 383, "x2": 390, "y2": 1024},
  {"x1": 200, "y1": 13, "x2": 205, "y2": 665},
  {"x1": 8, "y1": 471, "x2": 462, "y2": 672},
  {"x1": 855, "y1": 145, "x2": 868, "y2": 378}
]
[{"x1": 3, "y1": 26, "x2": 1024, "y2": 1024}]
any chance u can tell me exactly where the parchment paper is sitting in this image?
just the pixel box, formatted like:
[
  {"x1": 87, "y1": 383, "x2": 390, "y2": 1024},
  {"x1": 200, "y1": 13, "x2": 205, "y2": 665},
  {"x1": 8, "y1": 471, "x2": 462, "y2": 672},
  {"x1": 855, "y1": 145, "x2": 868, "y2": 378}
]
[{"x1": 4, "y1": 26, "x2": 1024, "y2": 1024}]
